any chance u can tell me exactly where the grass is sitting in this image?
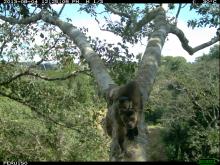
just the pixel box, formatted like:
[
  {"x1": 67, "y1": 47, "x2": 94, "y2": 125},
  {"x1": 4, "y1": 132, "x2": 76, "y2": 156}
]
[{"x1": 147, "y1": 124, "x2": 168, "y2": 161}]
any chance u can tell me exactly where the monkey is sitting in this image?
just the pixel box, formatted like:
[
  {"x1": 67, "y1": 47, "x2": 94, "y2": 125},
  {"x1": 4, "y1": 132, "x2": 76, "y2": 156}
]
[
  {"x1": 104, "y1": 81, "x2": 143, "y2": 160},
  {"x1": 117, "y1": 97, "x2": 139, "y2": 140}
]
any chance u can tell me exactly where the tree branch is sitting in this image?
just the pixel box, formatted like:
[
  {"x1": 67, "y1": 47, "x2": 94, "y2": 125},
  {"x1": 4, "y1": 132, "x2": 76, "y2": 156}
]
[
  {"x1": 0, "y1": 57, "x2": 44, "y2": 86},
  {"x1": 40, "y1": 10, "x2": 115, "y2": 92},
  {"x1": 0, "y1": 70, "x2": 28, "y2": 85},
  {"x1": 0, "y1": 36, "x2": 62, "y2": 85},
  {"x1": 29, "y1": 38, "x2": 60, "y2": 68},
  {"x1": 94, "y1": 17, "x2": 114, "y2": 33},
  {"x1": 169, "y1": 25, "x2": 220, "y2": 55},
  {"x1": 0, "y1": 10, "x2": 43, "y2": 24},
  {"x1": 135, "y1": 7, "x2": 168, "y2": 102},
  {"x1": 103, "y1": 5, "x2": 160, "y2": 35},
  {"x1": 26, "y1": 70, "x2": 90, "y2": 81},
  {"x1": 133, "y1": 7, "x2": 160, "y2": 33},
  {"x1": 1, "y1": 9, "x2": 115, "y2": 93},
  {"x1": 0, "y1": 90, "x2": 82, "y2": 132},
  {"x1": 0, "y1": 69, "x2": 90, "y2": 86},
  {"x1": 0, "y1": 38, "x2": 9, "y2": 57},
  {"x1": 28, "y1": 38, "x2": 60, "y2": 69},
  {"x1": 174, "y1": 4, "x2": 182, "y2": 25},
  {"x1": 104, "y1": 4, "x2": 131, "y2": 18},
  {"x1": 57, "y1": 4, "x2": 66, "y2": 17},
  {"x1": 1, "y1": 25, "x2": 20, "y2": 57}
]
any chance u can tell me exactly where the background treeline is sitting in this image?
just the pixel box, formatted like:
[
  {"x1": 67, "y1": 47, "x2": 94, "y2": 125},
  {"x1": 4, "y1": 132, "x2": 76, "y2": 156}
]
[{"x1": 0, "y1": 44, "x2": 219, "y2": 161}]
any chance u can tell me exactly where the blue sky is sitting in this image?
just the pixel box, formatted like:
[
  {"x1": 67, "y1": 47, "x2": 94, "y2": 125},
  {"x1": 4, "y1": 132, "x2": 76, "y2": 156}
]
[
  {"x1": 51, "y1": 4, "x2": 218, "y2": 62},
  {"x1": 58, "y1": 4, "x2": 200, "y2": 23}
]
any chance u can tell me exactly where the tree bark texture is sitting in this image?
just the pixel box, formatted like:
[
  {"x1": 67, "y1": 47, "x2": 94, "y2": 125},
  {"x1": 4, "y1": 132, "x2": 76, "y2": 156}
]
[{"x1": 0, "y1": 6, "x2": 218, "y2": 161}]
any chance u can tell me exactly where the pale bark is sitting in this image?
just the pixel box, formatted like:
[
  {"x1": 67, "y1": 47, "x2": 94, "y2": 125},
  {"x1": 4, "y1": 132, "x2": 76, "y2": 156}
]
[
  {"x1": 169, "y1": 25, "x2": 219, "y2": 55},
  {"x1": 0, "y1": 10, "x2": 115, "y2": 92},
  {"x1": 135, "y1": 7, "x2": 169, "y2": 102},
  {"x1": 0, "y1": 8, "x2": 217, "y2": 94},
  {"x1": 125, "y1": 7, "x2": 169, "y2": 161},
  {"x1": 0, "y1": 5, "x2": 218, "y2": 161},
  {"x1": 40, "y1": 11, "x2": 115, "y2": 91}
]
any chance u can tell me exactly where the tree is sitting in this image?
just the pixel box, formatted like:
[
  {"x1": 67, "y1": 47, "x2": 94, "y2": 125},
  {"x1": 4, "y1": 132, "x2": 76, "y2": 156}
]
[
  {"x1": 0, "y1": 3, "x2": 219, "y2": 161},
  {"x1": 159, "y1": 47, "x2": 219, "y2": 161}
]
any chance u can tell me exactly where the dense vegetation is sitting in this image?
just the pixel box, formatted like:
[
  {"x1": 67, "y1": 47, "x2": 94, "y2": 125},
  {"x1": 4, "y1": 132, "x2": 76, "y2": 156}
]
[
  {"x1": 147, "y1": 44, "x2": 219, "y2": 161},
  {"x1": 0, "y1": 3, "x2": 219, "y2": 162},
  {"x1": 0, "y1": 44, "x2": 219, "y2": 161}
]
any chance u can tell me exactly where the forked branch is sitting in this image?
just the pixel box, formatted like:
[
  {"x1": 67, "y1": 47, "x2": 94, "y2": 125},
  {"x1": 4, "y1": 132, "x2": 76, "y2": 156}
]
[{"x1": 169, "y1": 25, "x2": 219, "y2": 55}]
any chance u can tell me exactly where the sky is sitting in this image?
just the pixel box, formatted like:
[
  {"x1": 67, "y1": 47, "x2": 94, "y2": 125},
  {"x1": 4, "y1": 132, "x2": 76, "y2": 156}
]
[
  {"x1": 50, "y1": 4, "x2": 218, "y2": 63},
  {"x1": 1, "y1": 4, "x2": 217, "y2": 63}
]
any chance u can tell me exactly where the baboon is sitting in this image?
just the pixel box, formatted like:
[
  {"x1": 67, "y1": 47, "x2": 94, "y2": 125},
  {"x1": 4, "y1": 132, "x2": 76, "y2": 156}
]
[{"x1": 105, "y1": 81, "x2": 143, "y2": 159}]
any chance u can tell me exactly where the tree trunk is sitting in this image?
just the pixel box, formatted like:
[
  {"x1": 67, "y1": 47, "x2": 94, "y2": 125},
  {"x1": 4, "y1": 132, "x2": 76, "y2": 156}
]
[
  {"x1": 104, "y1": 7, "x2": 170, "y2": 161},
  {"x1": 0, "y1": 7, "x2": 171, "y2": 161},
  {"x1": 135, "y1": 8, "x2": 169, "y2": 102}
]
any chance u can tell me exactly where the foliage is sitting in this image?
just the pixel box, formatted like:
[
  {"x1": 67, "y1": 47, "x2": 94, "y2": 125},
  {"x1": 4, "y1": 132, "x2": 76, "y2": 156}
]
[
  {"x1": 87, "y1": 35, "x2": 138, "y2": 85},
  {"x1": 146, "y1": 46, "x2": 219, "y2": 161},
  {"x1": 0, "y1": 68, "x2": 109, "y2": 161},
  {"x1": 0, "y1": 3, "x2": 219, "y2": 162},
  {"x1": 196, "y1": 44, "x2": 219, "y2": 61},
  {"x1": 188, "y1": 3, "x2": 220, "y2": 28},
  {"x1": 79, "y1": 4, "x2": 156, "y2": 44}
]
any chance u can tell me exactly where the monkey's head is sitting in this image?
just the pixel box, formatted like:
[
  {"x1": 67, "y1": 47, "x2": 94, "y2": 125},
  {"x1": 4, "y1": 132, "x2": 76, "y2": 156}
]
[{"x1": 118, "y1": 97, "x2": 138, "y2": 129}]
